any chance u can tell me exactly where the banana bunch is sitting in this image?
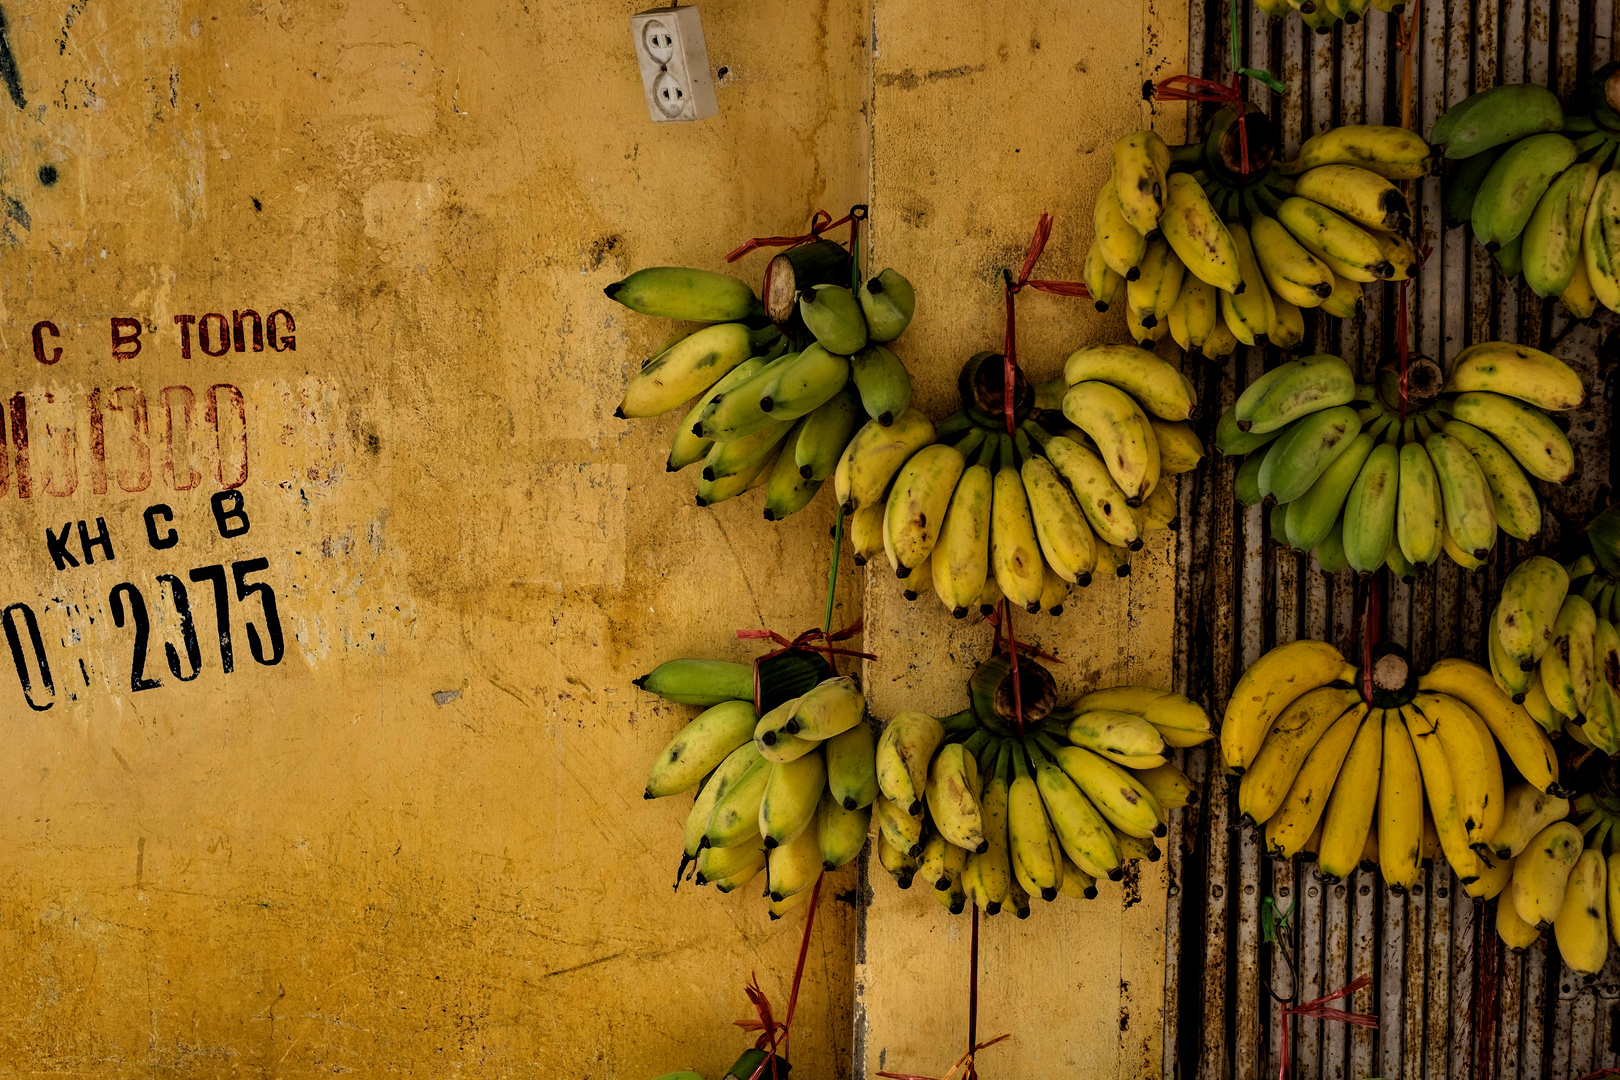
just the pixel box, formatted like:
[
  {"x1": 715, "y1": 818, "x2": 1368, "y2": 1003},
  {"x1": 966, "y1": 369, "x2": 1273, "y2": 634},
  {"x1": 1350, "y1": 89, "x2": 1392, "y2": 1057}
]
[
  {"x1": 1252, "y1": 0, "x2": 1409, "y2": 35},
  {"x1": 843, "y1": 346, "x2": 1203, "y2": 616},
  {"x1": 1485, "y1": 539, "x2": 1620, "y2": 750},
  {"x1": 1494, "y1": 796, "x2": 1620, "y2": 977},
  {"x1": 1434, "y1": 72, "x2": 1620, "y2": 316},
  {"x1": 873, "y1": 654, "x2": 1210, "y2": 917},
  {"x1": 1229, "y1": 639, "x2": 1564, "y2": 894},
  {"x1": 1087, "y1": 116, "x2": 1427, "y2": 356},
  {"x1": 635, "y1": 648, "x2": 884, "y2": 918},
  {"x1": 606, "y1": 262, "x2": 921, "y2": 519},
  {"x1": 1216, "y1": 344, "x2": 1583, "y2": 574}
]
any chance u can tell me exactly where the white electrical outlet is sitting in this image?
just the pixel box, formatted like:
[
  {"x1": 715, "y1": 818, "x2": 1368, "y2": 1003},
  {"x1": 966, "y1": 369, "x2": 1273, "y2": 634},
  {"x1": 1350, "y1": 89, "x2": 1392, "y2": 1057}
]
[{"x1": 630, "y1": 6, "x2": 719, "y2": 123}]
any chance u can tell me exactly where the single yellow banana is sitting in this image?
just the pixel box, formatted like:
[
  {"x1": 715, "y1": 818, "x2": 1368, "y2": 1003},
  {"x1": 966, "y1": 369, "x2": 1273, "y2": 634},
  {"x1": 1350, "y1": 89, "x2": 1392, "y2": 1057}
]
[
  {"x1": 1159, "y1": 172, "x2": 1244, "y2": 292},
  {"x1": 1316, "y1": 705, "x2": 1384, "y2": 881},
  {"x1": 1238, "y1": 686, "x2": 1366, "y2": 825},
  {"x1": 1378, "y1": 709, "x2": 1425, "y2": 891},
  {"x1": 883, "y1": 443, "x2": 967, "y2": 576},
  {"x1": 1219, "y1": 223, "x2": 1275, "y2": 346},
  {"x1": 1221, "y1": 639, "x2": 1358, "y2": 773},
  {"x1": 1111, "y1": 130, "x2": 1172, "y2": 233},
  {"x1": 1264, "y1": 705, "x2": 1366, "y2": 859},
  {"x1": 1416, "y1": 658, "x2": 1558, "y2": 793},
  {"x1": 834, "y1": 409, "x2": 937, "y2": 513},
  {"x1": 1402, "y1": 704, "x2": 1480, "y2": 883},
  {"x1": 1414, "y1": 691, "x2": 1504, "y2": 851},
  {"x1": 931, "y1": 462, "x2": 993, "y2": 618},
  {"x1": 1061, "y1": 381, "x2": 1160, "y2": 505},
  {"x1": 1094, "y1": 178, "x2": 1148, "y2": 279}
]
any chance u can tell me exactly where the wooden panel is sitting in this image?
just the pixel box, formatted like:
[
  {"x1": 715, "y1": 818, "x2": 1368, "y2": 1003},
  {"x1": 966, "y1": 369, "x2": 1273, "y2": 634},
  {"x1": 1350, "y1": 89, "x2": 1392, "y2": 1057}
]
[{"x1": 853, "y1": 4, "x2": 1188, "y2": 1078}]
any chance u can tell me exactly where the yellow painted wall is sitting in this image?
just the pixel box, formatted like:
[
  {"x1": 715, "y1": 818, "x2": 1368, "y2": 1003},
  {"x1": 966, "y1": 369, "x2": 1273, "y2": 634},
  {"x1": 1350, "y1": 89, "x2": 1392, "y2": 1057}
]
[
  {"x1": 0, "y1": 1, "x2": 1185, "y2": 1077},
  {"x1": 856, "y1": 6, "x2": 1187, "y2": 1078}
]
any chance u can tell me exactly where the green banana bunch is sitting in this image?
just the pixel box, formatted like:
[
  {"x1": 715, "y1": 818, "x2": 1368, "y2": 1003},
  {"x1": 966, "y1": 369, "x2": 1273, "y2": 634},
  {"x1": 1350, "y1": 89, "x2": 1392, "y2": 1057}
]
[
  {"x1": 1434, "y1": 71, "x2": 1620, "y2": 320},
  {"x1": 1218, "y1": 347, "x2": 1582, "y2": 575},
  {"x1": 608, "y1": 249, "x2": 919, "y2": 517}
]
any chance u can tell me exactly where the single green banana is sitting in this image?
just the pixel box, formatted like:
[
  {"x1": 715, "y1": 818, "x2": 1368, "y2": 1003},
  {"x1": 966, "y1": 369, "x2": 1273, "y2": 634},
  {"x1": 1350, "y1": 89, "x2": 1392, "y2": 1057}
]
[
  {"x1": 1430, "y1": 84, "x2": 1565, "y2": 159},
  {"x1": 605, "y1": 265, "x2": 763, "y2": 321},
  {"x1": 858, "y1": 269, "x2": 916, "y2": 342},
  {"x1": 1470, "y1": 133, "x2": 1578, "y2": 251},
  {"x1": 1396, "y1": 442, "x2": 1443, "y2": 566},
  {"x1": 1523, "y1": 160, "x2": 1600, "y2": 298},
  {"x1": 1341, "y1": 442, "x2": 1400, "y2": 572},
  {"x1": 635, "y1": 658, "x2": 754, "y2": 705},
  {"x1": 669, "y1": 356, "x2": 768, "y2": 471},
  {"x1": 798, "y1": 285, "x2": 868, "y2": 355},
  {"x1": 1258, "y1": 404, "x2": 1364, "y2": 504},
  {"x1": 1233, "y1": 354, "x2": 1357, "y2": 434},
  {"x1": 1442, "y1": 419, "x2": 1542, "y2": 541},
  {"x1": 794, "y1": 384, "x2": 863, "y2": 481},
  {"x1": 1443, "y1": 145, "x2": 1506, "y2": 228},
  {"x1": 1425, "y1": 429, "x2": 1498, "y2": 560},
  {"x1": 849, "y1": 344, "x2": 913, "y2": 426},
  {"x1": 758, "y1": 343, "x2": 852, "y2": 423},
  {"x1": 1284, "y1": 430, "x2": 1376, "y2": 551}
]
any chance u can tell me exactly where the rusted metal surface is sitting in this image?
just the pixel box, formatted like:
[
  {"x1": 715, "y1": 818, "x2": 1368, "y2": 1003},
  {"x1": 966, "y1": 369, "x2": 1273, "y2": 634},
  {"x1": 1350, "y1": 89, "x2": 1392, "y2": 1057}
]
[{"x1": 1174, "y1": 1, "x2": 1620, "y2": 1076}]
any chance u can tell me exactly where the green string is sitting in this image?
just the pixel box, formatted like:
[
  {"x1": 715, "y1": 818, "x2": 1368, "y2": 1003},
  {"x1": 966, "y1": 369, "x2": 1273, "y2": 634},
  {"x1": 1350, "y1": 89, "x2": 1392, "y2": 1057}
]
[
  {"x1": 826, "y1": 204, "x2": 864, "y2": 637},
  {"x1": 825, "y1": 514, "x2": 843, "y2": 636},
  {"x1": 1231, "y1": 0, "x2": 1288, "y2": 94}
]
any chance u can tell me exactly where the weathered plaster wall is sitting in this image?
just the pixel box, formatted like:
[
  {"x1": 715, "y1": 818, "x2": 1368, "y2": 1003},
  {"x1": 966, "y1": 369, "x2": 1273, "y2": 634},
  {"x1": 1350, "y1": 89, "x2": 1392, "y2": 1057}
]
[
  {"x1": 0, "y1": 2, "x2": 865, "y2": 1076},
  {"x1": 0, "y1": 1, "x2": 1187, "y2": 1077}
]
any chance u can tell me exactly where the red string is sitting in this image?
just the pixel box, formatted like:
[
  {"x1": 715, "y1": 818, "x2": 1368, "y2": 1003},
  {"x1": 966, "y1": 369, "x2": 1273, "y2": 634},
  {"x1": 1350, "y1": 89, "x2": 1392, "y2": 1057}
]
[
  {"x1": 735, "y1": 874, "x2": 826, "y2": 1080},
  {"x1": 736, "y1": 622, "x2": 877, "y2": 714},
  {"x1": 726, "y1": 210, "x2": 855, "y2": 263},
  {"x1": 875, "y1": 906, "x2": 1011, "y2": 1080},
  {"x1": 1358, "y1": 578, "x2": 1381, "y2": 704},
  {"x1": 1575, "y1": 1071, "x2": 1620, "y2": 1079},
  {"x1": 996, "y1": 214, "x2": 1087, "y2": 736},
  {"x1": 983, "y1": 605, "x2": 1064, "y2": 665},
  {"x1": 1276, "y1": 974, "x2": 1379, "y2": 1080},
  {"x1": 1393, "y1": 245, "x2": 1434, "y2": 421},
  {"x1": 1153, "y1": 75, "x2": 1250, "y2": 175}
]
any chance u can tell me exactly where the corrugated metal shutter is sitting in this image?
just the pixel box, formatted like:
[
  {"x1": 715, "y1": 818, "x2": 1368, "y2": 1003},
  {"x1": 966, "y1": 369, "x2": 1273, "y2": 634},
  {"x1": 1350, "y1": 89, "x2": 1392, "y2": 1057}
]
[{"x1": 1166, "y1": 2, "x2": 1620, "y2": 1077}]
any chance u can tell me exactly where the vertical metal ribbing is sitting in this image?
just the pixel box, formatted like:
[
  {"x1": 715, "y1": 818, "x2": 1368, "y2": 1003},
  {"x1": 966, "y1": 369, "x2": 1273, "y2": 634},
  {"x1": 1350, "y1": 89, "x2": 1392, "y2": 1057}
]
[{"x1": 1180, "y1": 4, "x2": 1620, "y2": 1076}]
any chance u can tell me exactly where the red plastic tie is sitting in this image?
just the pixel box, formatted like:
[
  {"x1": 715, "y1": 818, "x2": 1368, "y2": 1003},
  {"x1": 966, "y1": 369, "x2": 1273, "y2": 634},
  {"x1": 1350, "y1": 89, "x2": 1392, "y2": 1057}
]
[
  {"x1": 736, "y1": 621, "x2": 876, "y2": 714},
  {"x1": 1393, "y1": 244, "x2": 1435, "y2": 420},
  {"x1": 1153, "y1": 74, "x2": 1251, "y2": 174},
  {"x1": 1003, "y1": 212, "x2": 1090, "y2": 435},
  {"x1": 1276, "y1": 974, "x2": 1379, "y2": 1080},
  {"x1": 994, "y1": 214, "x2": 1088, "y2": 735},
  {"x1": 735, "y1": 875, "x2": 826, "y2": 1080},
  {"x1": 726, "y1": 209, "x2": 853, "y2": 263}
]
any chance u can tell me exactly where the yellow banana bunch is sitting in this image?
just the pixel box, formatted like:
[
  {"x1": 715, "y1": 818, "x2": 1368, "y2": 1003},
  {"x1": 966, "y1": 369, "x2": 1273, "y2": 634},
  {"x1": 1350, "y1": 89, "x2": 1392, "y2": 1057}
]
[
  {"x1": 871, "y1": 655, "x2": 1210, "y2": 918},
  {"x1": 1485, "y1": 538, "x2": 1620, "y2": 747},
  {"x1": 1080, "y1": 122, "x2": 1431, "y2": 356},
  {"x1": 863, "y1": 347, "x2": 1200, "y2": 620}
]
